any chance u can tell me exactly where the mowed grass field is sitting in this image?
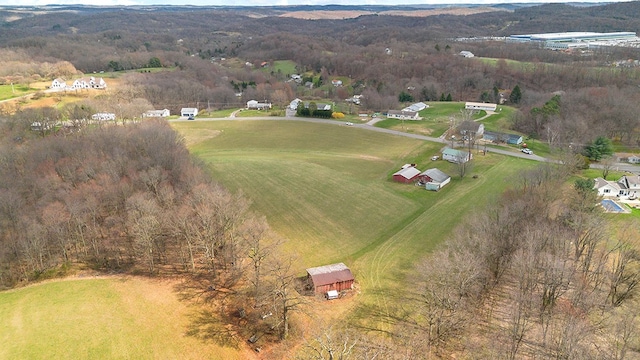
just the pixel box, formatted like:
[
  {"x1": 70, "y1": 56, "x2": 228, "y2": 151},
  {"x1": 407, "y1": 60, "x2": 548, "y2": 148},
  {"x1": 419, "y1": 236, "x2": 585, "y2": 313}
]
[
  {"x1": 0, "y1": 277, "x2": 250, "y2": 360},
  {"x1": 172, "y1": 120, "x2": 536, "y2": 330}
]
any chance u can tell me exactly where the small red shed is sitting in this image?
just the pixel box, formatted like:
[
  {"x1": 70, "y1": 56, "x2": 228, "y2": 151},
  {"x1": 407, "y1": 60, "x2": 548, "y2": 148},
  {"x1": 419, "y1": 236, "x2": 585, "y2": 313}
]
[{"x1": 306, "y1": 263, "x2": 355, "y2": 294}]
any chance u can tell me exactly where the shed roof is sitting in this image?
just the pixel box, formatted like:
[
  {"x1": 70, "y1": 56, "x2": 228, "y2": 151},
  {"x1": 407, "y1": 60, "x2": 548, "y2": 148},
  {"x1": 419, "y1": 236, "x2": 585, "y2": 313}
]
[
  {"x1": 393, "y1": 166, "x2": 421, "y2": 180},
  {"x1": 420, "y1": 168, "x2": 450, "y2": 183},
  {"x1": 307, "y1": 263, "x2": 354, "y2": 287}
]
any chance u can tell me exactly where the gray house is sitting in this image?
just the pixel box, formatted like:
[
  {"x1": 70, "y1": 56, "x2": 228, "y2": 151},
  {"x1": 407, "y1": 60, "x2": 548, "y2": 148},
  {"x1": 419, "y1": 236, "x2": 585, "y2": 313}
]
[{"x1": 483, "y1": 131, "x2": 523, "y2": 145}]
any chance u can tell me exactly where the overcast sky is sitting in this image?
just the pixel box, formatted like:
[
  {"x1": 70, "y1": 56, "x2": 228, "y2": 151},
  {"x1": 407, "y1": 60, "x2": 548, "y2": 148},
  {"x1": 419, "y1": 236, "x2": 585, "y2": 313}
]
[{"x1": 2, "y1": 0, "x2": 629, "y2": 7}]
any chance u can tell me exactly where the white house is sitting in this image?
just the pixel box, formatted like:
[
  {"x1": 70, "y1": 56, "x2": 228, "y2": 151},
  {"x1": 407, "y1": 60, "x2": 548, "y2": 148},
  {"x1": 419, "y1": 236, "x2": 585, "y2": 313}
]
[
  {"x1": 50, "y1": 78, "x2": 66, "y2": 90},
  {"x1": 442, "y1": 147, "x2": 472, "y2": 163},
  {"x1": 332, "y1": 79, "x2": 343, "y2": 87},
  {"x1": 91, "y1": 113, "x2": 116, "y2": 121},
  {"x1": 594, "y1": 175, "x2": 640, "y2": 199},
  {"x1": 180, "y1": 108, "x2": 198, "y2": 118},
  {"x1": 627, "y1": 155, "x2": 640, "y2": 164},
  {"x1": 289, "y1": 98, "x2": 302, "y2": 110},
  {"x1": 70, "y1": 76, "x2": 107, "y2": 90},
  {"x1": 143, "y1": 109, "x2": 170, "y2": 118},
  {"x1": 246, "y1": 100, "x2": 272, "y2": 110},
  {"x1": 387, "y1": 110, "x2": 420, "y2": 120},
  {"x1": 465, "y1": 102, "x2": 497, "y2": 112}
]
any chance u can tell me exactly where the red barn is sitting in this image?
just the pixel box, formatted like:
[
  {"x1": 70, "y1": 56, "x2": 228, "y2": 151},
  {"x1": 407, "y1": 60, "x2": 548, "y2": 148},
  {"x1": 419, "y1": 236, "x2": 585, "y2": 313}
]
[
  {"x1": 392, "y1": 164, "x2": 421, "y2": 183},
  {"x1": 306, "y1": 263, "x2": 355, "y2": 294}
]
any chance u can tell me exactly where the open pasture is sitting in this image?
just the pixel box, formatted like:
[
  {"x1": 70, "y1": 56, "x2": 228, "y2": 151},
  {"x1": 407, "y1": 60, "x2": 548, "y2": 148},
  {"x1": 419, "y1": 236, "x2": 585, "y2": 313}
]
[
  {"x1": 0, "y1": 277, "x2": 248, "y2": 360},
  {"x1": 173, "y1": 121, "x2": 535, "y2": 291}
]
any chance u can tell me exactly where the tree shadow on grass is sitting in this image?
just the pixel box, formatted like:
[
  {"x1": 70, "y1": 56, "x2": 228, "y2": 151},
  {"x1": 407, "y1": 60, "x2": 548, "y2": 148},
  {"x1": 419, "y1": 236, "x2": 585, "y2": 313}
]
[{"x1": 184, "y1": 308, "x2": 240, "y2": 348}]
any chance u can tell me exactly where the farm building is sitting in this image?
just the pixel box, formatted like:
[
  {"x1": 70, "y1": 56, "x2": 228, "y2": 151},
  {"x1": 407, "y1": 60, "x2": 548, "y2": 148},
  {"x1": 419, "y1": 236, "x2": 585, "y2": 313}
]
[
  {"x1": 180, "y1": 108, "x2": 198, "y2": 118},
  {"x1": 393, "y1": 164, "x2": 421, "y2": 183},
  {"x1": 442, "y1": 147, "x2": 472, "y2": 163},
  {"x1": 306, "y1": 263, "x2": 355, "y2": 294},
  {"x1": 402, "y1": 102, "x2": 428, "y2": 112},
  {"x1": 387, "y1": 110, "x2": 420, "y2": 120},
  {"x1": 483, "y1": 131, "x2": 523, "y2": 145},
  {"x1": 465, "y1": 102, "x2": 497, "y2": 112},
  {"x1": 418, "y1": 168, "x2": 451, "y2": 191}
]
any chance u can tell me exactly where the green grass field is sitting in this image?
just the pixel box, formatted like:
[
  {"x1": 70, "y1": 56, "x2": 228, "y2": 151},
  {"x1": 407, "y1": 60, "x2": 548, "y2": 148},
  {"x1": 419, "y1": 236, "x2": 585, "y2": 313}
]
[
  {"x1": 172, "y1": 120, "x2": 537, "y2": 331},
  {"x1": 264, "y1": 60, "x2": 297, "y2": 76},
  {"x1": 0, "y1": 277, "x2": 245, "y2": 360},
  {"x1": 0, "y1": 84, "x2": 33, "y2": 100}
]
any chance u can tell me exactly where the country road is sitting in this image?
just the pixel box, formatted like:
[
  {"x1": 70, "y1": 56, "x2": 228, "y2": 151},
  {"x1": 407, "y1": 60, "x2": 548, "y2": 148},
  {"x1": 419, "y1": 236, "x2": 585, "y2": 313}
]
[{"x1": 171, "y1": 116, "x2": 640, "y2": 174}]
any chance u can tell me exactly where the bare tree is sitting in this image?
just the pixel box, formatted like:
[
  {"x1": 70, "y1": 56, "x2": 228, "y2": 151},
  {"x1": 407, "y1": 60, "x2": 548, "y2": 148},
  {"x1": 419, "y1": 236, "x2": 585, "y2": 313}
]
[{"x1": 267, "y1": 256, "x2": 305, "y2": 340}]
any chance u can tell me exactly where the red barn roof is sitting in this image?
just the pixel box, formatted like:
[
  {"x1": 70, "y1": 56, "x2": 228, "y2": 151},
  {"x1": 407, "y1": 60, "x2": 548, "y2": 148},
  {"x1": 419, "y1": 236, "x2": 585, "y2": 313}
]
[{"x1": 306, "y1": 263, "x2": 354, "y2": 287}]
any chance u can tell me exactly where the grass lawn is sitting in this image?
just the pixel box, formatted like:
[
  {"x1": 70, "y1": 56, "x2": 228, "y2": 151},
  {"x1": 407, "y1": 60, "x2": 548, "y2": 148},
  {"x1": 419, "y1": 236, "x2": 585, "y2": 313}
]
[
  {"x1": 197, "y1": 108, "x2": 237, "y2": 118},
  {"x1": 0, "y1": 84, "x2": 34, "y2": 100},
  {"x1": 0, "y1": 277, "x2": 248, "y2": 360},
  {"x1": 264, "y1": 60, "x2": 297, "y2": 76},
  {"x1": 172, "y1": 120, "x2": 538, "y2": 333}
]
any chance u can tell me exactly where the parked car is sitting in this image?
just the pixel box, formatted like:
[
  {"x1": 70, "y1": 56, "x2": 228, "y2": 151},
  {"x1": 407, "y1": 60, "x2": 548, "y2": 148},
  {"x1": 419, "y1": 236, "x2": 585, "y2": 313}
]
[
  {"x1": 521, "y1": 148, "x2": 533, "y2": 155},
  {"x1": 345, "y1": 122, "x2": 353, "y2": 126},
  {"x1": 187, "y1": 116, "x2": 195, "y2": 120},
  {"x1": 431, "y1": 155, "x2": 440, "y2": 161}
]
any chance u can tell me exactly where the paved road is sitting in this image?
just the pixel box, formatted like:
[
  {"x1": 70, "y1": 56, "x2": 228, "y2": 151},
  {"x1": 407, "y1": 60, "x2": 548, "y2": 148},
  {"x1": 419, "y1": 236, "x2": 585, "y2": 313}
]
[{"x1": 172, "y1": 116, "x2": 640, "y2": 174}]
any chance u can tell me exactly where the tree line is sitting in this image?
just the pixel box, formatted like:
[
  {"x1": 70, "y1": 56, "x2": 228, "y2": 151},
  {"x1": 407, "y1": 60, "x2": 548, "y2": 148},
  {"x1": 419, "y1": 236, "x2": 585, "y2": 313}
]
[{"x1": 0, "y1": 118, "x2": 305, "y2": 342}]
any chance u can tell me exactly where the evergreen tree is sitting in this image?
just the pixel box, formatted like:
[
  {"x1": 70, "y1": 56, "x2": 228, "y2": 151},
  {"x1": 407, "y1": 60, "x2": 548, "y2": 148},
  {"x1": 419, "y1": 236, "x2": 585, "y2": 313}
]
[
  {"x1": 583, "y1": 136, "x2": 613, "y2": 161},
  {"x1": 446, "y1": 93, "x2": 453, "y2": 102},
  {"x1": 440, "y1": 93, "x2": 446, "y2": 102},
  {"x1": 509, "y1": 85, "x2": 522, "y2": 104}
]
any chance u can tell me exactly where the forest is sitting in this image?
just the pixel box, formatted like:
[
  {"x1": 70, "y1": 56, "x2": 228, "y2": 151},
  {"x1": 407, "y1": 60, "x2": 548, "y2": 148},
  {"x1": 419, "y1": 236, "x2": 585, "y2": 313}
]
[{"x1": 1, "y1": 2, "x2": 640, "y2": 358}]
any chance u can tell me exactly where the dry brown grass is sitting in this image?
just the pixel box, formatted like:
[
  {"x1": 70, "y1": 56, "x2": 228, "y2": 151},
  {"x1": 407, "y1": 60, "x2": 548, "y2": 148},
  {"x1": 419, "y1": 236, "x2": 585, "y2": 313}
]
[{"x1": 278, "y1": 7, "x2": 507, "y2": 20}]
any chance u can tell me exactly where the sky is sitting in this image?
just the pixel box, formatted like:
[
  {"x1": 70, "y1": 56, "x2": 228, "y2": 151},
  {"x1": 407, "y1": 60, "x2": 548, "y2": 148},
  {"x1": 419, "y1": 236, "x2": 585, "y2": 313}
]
[{"x1": 2, "y1": 0, "x2": 631, "y2": 7}]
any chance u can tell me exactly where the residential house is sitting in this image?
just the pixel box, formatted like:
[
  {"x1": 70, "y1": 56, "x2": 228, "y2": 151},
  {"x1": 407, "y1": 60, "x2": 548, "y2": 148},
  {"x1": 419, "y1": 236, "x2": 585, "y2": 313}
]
[
  {"x1": 465, "y1": 102, "x2": 496, "y2": 112},
  {"x1": 627, "y1": 155, "x2": 640, "y2": 164},
  {"x1": 50, "y1": 78, "x2": 66, "y2": 90},
  {"x1": 483, "y1": 131, "x2": 523, "y2": 145},
  {"x1": 291, "y1": 74, "x2": 302, "y2": 83},
  {"x1": 331, "y1": 79, "x2": 343, "y2": 87},
  {"x1": 442, "y1": 147, "x2": 472, "y2": 163},
  {"x1": 246, "y1": 100, "x2": 272, "y2": 110},
  {"x1": 289, "y1": 98, "x2": 302, "y2": 111},
  {"x1": 458, "y1": 120, "x2": 485, "y2": 137},
  {"x1": 180, "y1": 108, "x2": 198, "y2": 118},
  {"x1": 594, "y1": 175, "x2": 640, "y2": 199},
  {"x1": 345, "y1": 95, "x2": 362, "y2": 105},
  {"x1": 418, "y1": 168, "x2": 451, "y2": 191},
  {"x1": 392, "y1": 164, "x2": 421, "y2": 183},
  {"x1": 70, "y1": 76, "x2": 107, "y2": 90},
  {"x1": 387, "y1": 110, "x2": 420, "y2": 120},
  {"x1": 143, "y1": 109, "x2": 170, "y2": 118}
]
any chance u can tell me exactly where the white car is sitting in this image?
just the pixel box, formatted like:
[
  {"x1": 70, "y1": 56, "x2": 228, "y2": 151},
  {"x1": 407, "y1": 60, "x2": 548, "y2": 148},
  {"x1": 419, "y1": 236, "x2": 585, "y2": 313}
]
[
  {"x1": 345, "y1": 122, "x2": 353, "y2": 126},
  {"x1": 521, "y1": 148, "x2": 533, "y2": 155},
  {"x1": 431, "y1": 155, "x2": 439, "y2": 161}
]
